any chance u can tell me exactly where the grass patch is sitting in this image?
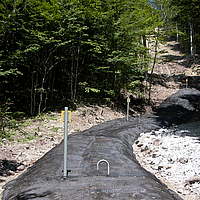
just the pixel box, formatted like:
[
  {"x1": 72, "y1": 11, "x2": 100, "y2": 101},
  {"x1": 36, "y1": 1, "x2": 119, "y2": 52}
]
[
  {"x1": 50, "y1": 127, "x2": 60, "y2": 133},
  {"x1": 1, "y1": 111, "x2": 59, "y2": 143}
]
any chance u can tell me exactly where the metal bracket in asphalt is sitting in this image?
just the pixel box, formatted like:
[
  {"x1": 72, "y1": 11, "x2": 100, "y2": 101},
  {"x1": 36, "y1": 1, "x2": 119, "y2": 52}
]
[{"x1": 97, "y1": 159, "x2": 110, "y2": 176}]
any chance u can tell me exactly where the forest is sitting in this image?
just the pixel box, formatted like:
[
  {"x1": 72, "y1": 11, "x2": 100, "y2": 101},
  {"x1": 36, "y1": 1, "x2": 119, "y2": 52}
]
[{"x1": 1, "y1": 0, "x2": 200, "y2": 136}]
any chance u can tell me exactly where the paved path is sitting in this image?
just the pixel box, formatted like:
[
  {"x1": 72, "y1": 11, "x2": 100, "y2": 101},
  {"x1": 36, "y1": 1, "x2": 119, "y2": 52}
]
[{"x1": 2, "y1": 115, "x2": 182, "y2": 200}]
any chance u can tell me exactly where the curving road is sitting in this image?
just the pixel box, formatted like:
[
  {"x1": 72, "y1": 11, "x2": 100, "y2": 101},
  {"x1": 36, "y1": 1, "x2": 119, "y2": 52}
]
[{"x1": 3, "y1": 114, "x2": 182, "y2": 199}]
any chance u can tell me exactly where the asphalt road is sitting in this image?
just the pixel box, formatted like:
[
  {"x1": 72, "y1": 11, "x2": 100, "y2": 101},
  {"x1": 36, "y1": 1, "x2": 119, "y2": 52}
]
[{"x1": 2, "y1": 114, "x2": 182, "y2": 200}]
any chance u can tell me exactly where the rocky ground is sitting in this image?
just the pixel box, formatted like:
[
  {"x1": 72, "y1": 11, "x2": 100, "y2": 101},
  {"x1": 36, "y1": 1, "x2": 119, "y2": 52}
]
[
  {"x1": 149, "y1": 40, "x2": 200, "y2": 107},
  {"x1": 133, "y1": 124, "x2": 200, "y2": 200},
  {"x1": 1, "y1": 40, "x2": 200, "y2": 199}
]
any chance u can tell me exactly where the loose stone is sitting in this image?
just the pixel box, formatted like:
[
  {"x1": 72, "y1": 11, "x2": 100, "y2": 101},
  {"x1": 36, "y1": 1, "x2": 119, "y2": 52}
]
[{"x1": 133, "y1": 123, "x2": 200, "y2": 200}]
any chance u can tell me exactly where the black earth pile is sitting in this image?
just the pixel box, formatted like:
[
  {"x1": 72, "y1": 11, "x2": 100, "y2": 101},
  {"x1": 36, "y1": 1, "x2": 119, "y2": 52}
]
[
  {"x1": 3, "y1": 88, "x2": 200, "y2": 200},
  {"x1": 156, "y1": 88, "x2": 200, "y2": 126},
  {"x1": 0, "y1": 160, "x2": 22, "y2": 176}
]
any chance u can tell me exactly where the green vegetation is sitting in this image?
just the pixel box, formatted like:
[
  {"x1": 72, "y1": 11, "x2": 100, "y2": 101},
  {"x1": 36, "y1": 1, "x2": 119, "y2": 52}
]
[
  {"x1": 1, "y1": 0, "x2": 199, "y2": 140},
  {"x1": 152, "y1": 0, "x2": 200, "y2": 56},
  {"x1": 50, "y1": 126, "x2": 60, "y2": 133},
  {"x1": 0, "y1": 110, "x2": 59, "y2": 141}
]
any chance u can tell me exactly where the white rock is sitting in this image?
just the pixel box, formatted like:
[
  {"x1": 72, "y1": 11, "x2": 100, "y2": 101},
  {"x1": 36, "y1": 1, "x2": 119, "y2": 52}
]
[
  {"x1": 152, "y1": 153, "x2": 160, "y2": 158},
  {"x1": 17, "y1": 165, "x2": 26, "y2": 171},
  {"x1": 183, "y1": 190, "x2": 191, "y2": 195},
  {"x1": 141, "y1": 145, "x2": 149, "y2": 152},
  {"x1": 151, "y1": 157, "x2": 161, "y2": 165},
  {"x1": 177, "y1": 189, "x2": 183, "y2": 194},
  {"x1": 192, "y1": 183, "x2": 200, "y2": 189},
  {"x1": 134, "y1": 124, "x2": 200, "y2": 200},
  {"x1": 151, "y1": 165, "x2": 159, "y2": 170},
  {"x1": 143, "y1": 158, "x2": 153, "y2": 164}
]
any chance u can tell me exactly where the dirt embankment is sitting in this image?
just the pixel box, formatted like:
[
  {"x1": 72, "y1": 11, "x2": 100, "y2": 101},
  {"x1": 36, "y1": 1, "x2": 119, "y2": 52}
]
[{"x1": 148, "y1": 40, "x2": 200, "y2": 106}]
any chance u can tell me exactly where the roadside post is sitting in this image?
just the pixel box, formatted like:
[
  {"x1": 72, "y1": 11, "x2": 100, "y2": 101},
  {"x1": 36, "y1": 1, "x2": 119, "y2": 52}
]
[
  {"x1": 127, "y1": 97, "x2": 130, "y2": 121},
  {"x1": 186, "y1": 78, "x2": 188, "y2": 89},
  {"x1": 61, "y1": 107, "x2": 71, "y2": 179}
]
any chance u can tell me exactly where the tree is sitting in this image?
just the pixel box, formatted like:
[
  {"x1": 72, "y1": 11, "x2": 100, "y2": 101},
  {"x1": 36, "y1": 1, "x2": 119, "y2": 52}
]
[
  {"x1": 0, "y1": 0, "x2": 162, "y2": 119},
  {"x1": 170, "y1": 0, "x2": 200, "y2": 55}
]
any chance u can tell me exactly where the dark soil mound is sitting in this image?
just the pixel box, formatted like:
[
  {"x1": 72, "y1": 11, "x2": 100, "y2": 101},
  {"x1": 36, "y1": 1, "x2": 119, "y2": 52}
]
[
  {"x1": 156, "y1": 88, "x2": 200, "y2": 125},
  {"x1": 0, "y1": 160, "x2": 21, "y2": 176}
]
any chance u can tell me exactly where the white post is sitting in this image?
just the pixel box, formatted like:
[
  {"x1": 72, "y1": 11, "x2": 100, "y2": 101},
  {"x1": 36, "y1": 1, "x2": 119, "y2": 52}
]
[
  {"x1": 186, "y1": 78, "x2": 188, "y2": 89},
  {"x1": 176, "y1": 22, "x2": 179, "y2": 42},
  {"x1": 127, "y1": 97, "x2": 130, "y2": 121},
  {"x1": 190, "y1": 23, "x2": 194, "y2": 57},
  {"x1": 64, "y1": 107, "x2": 69, "y2": 178}
]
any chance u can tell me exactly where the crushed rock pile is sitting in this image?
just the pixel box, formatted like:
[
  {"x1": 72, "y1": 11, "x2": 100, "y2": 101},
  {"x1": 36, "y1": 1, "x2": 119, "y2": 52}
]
[{"x1": 133, "y1": 122, "x2": 200, "y2": 200}]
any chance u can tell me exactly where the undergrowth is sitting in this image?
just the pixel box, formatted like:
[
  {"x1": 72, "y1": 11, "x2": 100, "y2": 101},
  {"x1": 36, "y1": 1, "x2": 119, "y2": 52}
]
[{"x1": 0, "y1": 109, "x2": 58, "y2": 143}]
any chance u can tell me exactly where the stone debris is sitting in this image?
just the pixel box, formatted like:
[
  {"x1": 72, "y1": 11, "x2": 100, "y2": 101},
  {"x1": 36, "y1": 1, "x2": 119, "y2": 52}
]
[{"x1": 133, "y1": 126, "x2": 200, "y2": 200}]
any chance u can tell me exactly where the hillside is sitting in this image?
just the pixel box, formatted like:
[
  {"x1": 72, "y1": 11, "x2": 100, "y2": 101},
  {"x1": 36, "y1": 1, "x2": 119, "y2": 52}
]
[
  {"x1": 1, "y1": 40, "x2": 199, "y2": 198},
  {"x1": 149, "y1": 40, "x2": 200, "y2": 107}
]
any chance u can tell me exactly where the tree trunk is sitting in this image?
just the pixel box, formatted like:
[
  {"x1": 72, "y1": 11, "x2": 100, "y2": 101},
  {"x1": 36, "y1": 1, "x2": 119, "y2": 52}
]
[
  {"x1": 73, "y1": 45, "x2": 80, "y2": 101},
  {"x1": 30, "y1": 66, "x2": 35, "y2": 116},
  {"x1": 71, "y1": 47, "x2": 74, "y2": 103},
  {"x1": 190, "y1": 22, "x2": 194, "y2": 58},
  {"x1": 38, "y1": 71, "x2": 46, "y2": 115},
  {"x1": 148, "y1": 28, "x2": 159, "y2": 102},
  {"x1": 50, "y1": 66, "x2": 56, "y2": 104},
  {"x1": 176, "y1": 22, "x2": 179, "y2": 42}
]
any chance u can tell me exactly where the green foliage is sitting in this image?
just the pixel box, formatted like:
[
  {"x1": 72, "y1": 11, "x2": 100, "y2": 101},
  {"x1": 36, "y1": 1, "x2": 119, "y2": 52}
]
[
  {"x1": 152, "y1": 0, "x2": 200, "y2": 54},
  {"x1": 0, "y1": 105, "x2": 21, "y2": 139},
  {"x1": 172, "y1": 0, "x2": 200, "y2": 53},
  {"x1": 0, "y1": 0, "x2": 162, "y2": 138},
  {"x1": 50, "y1": 126, "x2": 59, "y2": 133}
]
